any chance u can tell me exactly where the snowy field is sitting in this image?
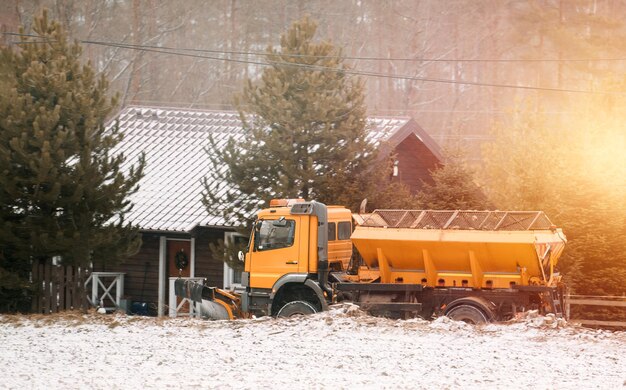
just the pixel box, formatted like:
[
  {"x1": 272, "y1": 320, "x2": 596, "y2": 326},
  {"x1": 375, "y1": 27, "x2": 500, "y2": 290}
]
[{"x1": 1, "y1": 305, "x2": 625, "y2": 390}]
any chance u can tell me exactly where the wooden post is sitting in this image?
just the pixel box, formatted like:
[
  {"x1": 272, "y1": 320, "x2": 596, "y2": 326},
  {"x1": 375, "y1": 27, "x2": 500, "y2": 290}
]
[
  {"x1": 66, "y1": 266, "x2": 73, "y2": 310},
  {"x1": 37, "y1": 261, "x2": 44, "y2": 313},
  {"x1": 44, "y1": 260, "x2": 51, "y2": 314},
  {"x1": 158, "y1": 236, "x2": 166, "y2": 317},
  {"x1": 59, "y1": 265, "x2": 66, "y2": 311},
  {"x1": 78, "y1": 268, "x2": 88, "y2": 313},
  {"x1": 31, "y1": 261, "x2": 39, "y2": 313},
  {"x1": 50, "y1": 265, "x2": 55, "y2": 313},
  {"x1": 78, "y1": 267, "x2": 87, "y2": 313},
  {"x1": 91, "y1": 272, "x2": 99, "y2": 307},
  {"x1": 116, "y1": 274, "x2": 124, "y2": 308},
  {"x1": 73, "y1": 267, "x2": 79, "y2": 309}
]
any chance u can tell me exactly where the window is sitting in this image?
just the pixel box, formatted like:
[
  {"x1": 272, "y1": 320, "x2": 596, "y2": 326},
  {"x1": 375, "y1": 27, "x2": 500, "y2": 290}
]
[
  {"x1": 337, "y1": 221, "x2": 352, "y2": 240},
  {"x1": 254, "y1": 219, "x2": 296, "y2": 251},
  {"x1": 223, "y1": 232, "x2": 248, "y2": 289},
  {"x1": 231, "y1": 235, "x2": 248, "y2": 284},
  {"x1": 328, "y1": 222, "x2": 336, "y2": 241}
]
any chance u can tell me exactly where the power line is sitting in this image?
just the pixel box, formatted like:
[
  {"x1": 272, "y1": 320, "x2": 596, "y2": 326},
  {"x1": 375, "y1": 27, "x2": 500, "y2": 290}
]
[
  {"x1": 80, "y1": 39, "x2": 626, "y2": 95},
  {"x1": 8, "y1": 32, "x2": 626, "y2": 63},
  {"x1": 117, "y1": 98, "x2": 621, "y2": 114},
  {"x1": 126, "y1": 100, "x2": 583, "y2": 114},
  {"x1": 4, "y1": 32, "x2": 625, "y2": 95},
  {"x1": 121, "y1": 45, "x2": 626, "y2": 63}
]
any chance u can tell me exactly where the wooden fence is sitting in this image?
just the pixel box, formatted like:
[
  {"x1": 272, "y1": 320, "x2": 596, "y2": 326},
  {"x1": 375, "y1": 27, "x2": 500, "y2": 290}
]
[
  {"x1": 565, "y1": 294, "x2": 626, "y2": 328},
  {"x1": 31, "y1": 259, "x2": 89, "y2": 314}
]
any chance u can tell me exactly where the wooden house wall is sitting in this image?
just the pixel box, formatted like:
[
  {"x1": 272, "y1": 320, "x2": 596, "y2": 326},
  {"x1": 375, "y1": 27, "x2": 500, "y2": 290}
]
[
  {"x1": 93, "y1": 228, "x2": 227, "y2": 308},
  {"x1": 193, "y1": 227, "x2": 227, "y2": 288},
  {"x1": 393, "y1": 134, "x2": 441, "y2": 194},
  {"x1": 94, "y1": 233, "x2": 161, "y2": 305}
]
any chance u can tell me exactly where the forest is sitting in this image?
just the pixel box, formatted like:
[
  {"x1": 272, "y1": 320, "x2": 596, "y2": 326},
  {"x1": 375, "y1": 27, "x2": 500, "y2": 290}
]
[{"x1": 1, "y1": 1, "x2": 624, "y2": 156}]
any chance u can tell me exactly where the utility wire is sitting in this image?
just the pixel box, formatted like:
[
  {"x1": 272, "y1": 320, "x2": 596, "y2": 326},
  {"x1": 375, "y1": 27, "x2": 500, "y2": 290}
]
[
  {"x1": 81, "y1": 39, "x2": 625, "y2": 95},
  {"x1": 4, "y1": 32, "x2": 625, "y2": 95},
  {"x1": 8, "y1": 32, "x2": 626, "y2": 63}
]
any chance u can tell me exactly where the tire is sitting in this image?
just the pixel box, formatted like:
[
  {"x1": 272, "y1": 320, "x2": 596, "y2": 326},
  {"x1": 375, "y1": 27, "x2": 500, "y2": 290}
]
[
  {"x1": 276, "y1": 300, "x2": 318, "y2": 317},
  {"x1": 445, "y1": 304, "x2": 490, "y2": 324}
]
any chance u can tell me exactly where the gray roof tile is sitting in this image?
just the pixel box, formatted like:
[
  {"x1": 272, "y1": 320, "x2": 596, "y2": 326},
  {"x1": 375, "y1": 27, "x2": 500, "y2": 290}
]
[{"x1": 111, "y1": 106, "x2": 431, "y2": 232}]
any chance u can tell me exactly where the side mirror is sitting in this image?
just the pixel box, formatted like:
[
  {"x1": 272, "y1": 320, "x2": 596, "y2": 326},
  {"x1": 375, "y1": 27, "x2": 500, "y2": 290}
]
[{"x1": 238, "y1": 250, "x2": 245, "y2": 262}]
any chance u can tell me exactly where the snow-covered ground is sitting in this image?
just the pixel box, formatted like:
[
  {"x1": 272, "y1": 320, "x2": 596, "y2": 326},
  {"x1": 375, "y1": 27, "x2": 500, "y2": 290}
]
[{"x1": 1, "y1": 305, "x2": 624, "y2": 389}]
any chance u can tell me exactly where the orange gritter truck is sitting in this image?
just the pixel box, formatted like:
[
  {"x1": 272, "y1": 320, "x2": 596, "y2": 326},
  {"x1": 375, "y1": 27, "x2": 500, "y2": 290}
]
[{"x1": 175, "y1": 199, "x2": 567, "y2": 323}]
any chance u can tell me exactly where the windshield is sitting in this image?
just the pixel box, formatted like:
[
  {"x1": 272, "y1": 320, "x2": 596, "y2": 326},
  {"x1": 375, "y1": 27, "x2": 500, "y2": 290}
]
[{"x1": 254, "y1": 219, "x2": 296, "y2": 251}]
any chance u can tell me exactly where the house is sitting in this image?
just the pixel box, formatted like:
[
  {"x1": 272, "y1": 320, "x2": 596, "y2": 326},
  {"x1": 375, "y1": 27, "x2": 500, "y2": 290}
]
[
  {"x1": 96, "y1": 106, "x2": 442, "y2": 316},
  {"x1": 370, "y1": 117, "x2": 444, "y2": 194}
]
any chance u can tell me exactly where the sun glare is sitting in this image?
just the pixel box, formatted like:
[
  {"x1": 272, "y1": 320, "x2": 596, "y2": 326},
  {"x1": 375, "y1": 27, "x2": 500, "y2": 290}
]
[{"x1": 577, "y1": 125, "x2": 626, "y2": 203}]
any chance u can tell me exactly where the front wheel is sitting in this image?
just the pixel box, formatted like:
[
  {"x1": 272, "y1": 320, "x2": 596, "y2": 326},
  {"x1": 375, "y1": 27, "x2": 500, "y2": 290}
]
[{"x1": 276, "y1": 300, "x2": 318, "y2": 317}]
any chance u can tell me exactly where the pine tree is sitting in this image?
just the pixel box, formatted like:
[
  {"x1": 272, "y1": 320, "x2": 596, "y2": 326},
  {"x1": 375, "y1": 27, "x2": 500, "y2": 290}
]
[
  {"x1": 203, "y1": 16, "x2": 412, "y2": 270},
  {"x1": 0, "y1": 11, "x2": 145, "y2": 312},
  {"x1": 203, "y1": 16, "x2": 411, "y2": 226},
  {"x1": 415, "y1": 151, "x2": 490, "y2": 210}
]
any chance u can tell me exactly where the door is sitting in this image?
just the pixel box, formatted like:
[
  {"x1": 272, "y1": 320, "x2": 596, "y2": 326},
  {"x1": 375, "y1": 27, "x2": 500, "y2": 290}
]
[
  {"x1": 168, "y1": 240, "x2": 191, "y2": 278},
  {"x1": 249, "y1": 216, "x2": 301, "y2": 289},
  {"x1": 167, "y1": 239, "x2": 191, "y2": 312}
]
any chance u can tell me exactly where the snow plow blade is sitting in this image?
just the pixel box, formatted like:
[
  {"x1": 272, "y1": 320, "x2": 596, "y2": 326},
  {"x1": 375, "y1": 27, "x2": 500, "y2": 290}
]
[{"x1": 174, "y1": 278, "x2": 244, "y2": 320}]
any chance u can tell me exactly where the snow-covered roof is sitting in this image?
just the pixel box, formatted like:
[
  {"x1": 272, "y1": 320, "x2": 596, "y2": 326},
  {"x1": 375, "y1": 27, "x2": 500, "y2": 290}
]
[
  {"x1": 367, "y1": 115, "x2": 444, "y2": 161},
  {"x1": 112, "y1": 106, "x2": 438, "y2": 232}
]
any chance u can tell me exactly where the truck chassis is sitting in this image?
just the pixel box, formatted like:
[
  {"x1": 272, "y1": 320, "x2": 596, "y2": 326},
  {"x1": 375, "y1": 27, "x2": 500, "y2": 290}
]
[{"x1": 177, "y1": 276, "x2": 564, "y2": 324}]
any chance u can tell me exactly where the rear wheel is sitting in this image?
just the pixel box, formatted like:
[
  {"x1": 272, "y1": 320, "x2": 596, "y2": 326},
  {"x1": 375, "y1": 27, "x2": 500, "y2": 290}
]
[
  {"x1": 276, "y1": 300, "x2": 318, "y2": 317},
  {"x1": 446, "y1": 304, "x2": 490, "y2": 324}
]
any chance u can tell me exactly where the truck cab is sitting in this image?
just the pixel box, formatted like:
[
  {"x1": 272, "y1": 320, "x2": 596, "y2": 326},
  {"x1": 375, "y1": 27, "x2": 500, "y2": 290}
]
[{"x1": 240, "y1": 200, "x2": 351, "y2": 317}]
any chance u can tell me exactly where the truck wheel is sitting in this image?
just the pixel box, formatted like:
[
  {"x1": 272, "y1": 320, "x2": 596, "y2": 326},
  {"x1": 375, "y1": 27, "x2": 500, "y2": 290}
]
[
  {"x1": 445, "y1": 304, "x2": 490, "y2": 324},
  {"x1": 276, "y1": 300, "x2": 318, "y2": 317}
]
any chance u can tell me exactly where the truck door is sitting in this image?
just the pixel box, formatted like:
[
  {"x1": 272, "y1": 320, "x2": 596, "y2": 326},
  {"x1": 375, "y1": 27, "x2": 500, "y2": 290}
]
[{"x1": 249, "y1": 216, "x2": 302, "y2": 289}]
